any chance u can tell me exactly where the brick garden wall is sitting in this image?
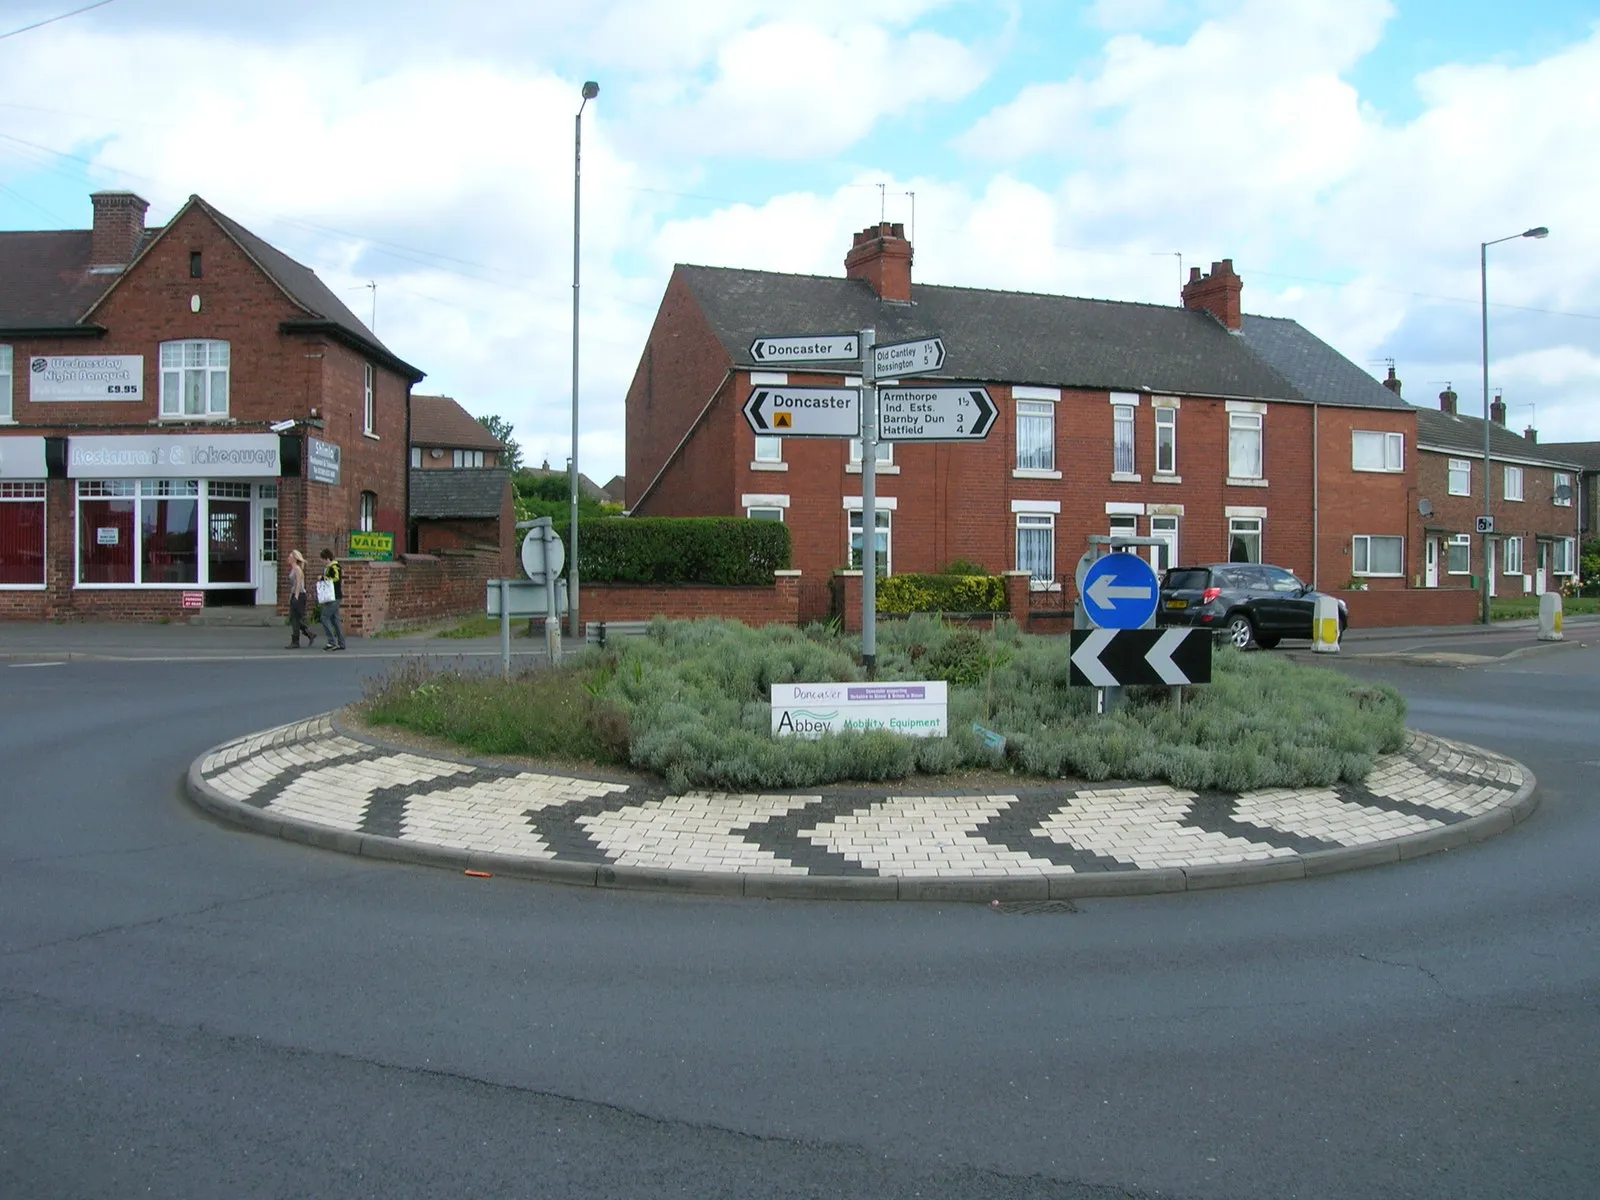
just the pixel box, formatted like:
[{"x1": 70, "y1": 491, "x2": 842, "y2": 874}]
[
  {"x1": 1333, "y1": 587, "x2": 1479, "y2": 628},
  {"x1": 339, "y1": 551, "x2": 500, "y2": 636},
  {"x1": 581, "y1": 570, "x2": 801, "y2": 629}
]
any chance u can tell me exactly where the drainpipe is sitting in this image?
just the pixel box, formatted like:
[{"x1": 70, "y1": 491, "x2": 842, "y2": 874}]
[{"x1": 1311, "y1": 402, "x2": 1320, "y2": 589}]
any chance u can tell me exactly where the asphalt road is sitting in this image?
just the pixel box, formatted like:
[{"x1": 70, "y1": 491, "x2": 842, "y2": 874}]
[{"x1": 1, "y1": 643, "x2": 1597, "y2": 1199}]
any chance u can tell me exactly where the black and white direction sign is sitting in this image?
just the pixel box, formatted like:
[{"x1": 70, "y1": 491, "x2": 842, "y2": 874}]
[
  {"x1": 1068, "y1": 628, "x2": 1212, "y2": 687},
  {"x1": 749, "y1": 333, "x2": 860, "y2": 364},
  {"x1": 743, "y1": 386, "x2": 861, "y2": 438},
  {"x1": 873, "y1": 337, "x2": 945, "y2": 379},
  {"x1": 877, "y1": 386, "x2": 997, "y2": 442}
]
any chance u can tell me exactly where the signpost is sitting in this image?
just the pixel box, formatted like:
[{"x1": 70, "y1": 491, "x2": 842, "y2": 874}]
[
  {"x1": 877, "y1": 386, "x2": 996, "y2": 442},
  {"x1": 872, "y1": 336, "x2": 944, "y2": 379},
  {"x1": 1079, "y1": 552, "x2": 1160, "y2": 630},
  {"x1": 518, "y1": 517, "x2": 566, "y2": 668},
  {"x1": 1068, "y1": 629, "x2": 1211, "y2": 687},
  {"x1": 749, "y1": 334, "x2": 859, "y2": 364},
  {"x1": 742, "y1": 387, "x2": 861, "y2": 438}
]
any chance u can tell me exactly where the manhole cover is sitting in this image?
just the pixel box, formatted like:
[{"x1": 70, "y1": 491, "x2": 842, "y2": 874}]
[{"x1": 989, "y1": 899, "x2": 1080, "y2": 915}]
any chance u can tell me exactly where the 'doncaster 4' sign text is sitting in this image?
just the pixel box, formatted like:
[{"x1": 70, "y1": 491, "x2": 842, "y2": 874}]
[{"x1": 770, "y1": 682, "x2": 948, "y2": 739}]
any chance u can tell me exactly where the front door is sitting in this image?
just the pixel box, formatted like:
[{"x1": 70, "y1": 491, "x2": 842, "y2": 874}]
[
  {"x1": 1536, "y1": 542, "x2": 1549, "y2": 595},
  {"x1": 255, "y1": 483, "x2": 279, "y2": 606},
  {"x1": 1425, "y1": 538, "x2": 1439, "y2": 588}
]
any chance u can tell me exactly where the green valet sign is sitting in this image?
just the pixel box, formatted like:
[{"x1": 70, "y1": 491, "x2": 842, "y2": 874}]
[{"x1": 348, "y1": 531, "x2": 395, "y2": 561}]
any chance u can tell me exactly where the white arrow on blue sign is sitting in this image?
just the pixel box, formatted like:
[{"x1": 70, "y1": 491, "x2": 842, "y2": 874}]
[{"x1": 1080, "y1": 552, "x2": 1159, "y2": 630}]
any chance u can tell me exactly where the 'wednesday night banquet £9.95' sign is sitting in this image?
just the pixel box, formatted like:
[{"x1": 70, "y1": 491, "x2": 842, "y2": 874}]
[{"x1": 770, "y1": 681, "x2": 949, "y2": 739}]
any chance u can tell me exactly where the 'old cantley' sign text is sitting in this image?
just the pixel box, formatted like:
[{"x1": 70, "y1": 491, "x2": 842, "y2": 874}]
[{"x1": 770, "y1": 681, "x2": 948, "y2": 739}]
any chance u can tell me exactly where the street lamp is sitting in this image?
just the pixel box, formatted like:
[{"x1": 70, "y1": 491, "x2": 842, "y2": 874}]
[
  {"x1": 570, "y1": 79, "x2": 598, "y2": 640},
  {"x1": 1478, "y1": 225, "x2": 1547, "y2": 625}
]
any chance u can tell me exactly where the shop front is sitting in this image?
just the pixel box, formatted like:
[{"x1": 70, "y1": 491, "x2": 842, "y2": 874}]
[
  {"x1": 67, "y1": 433, "x2": 283, "y2": 608},
  {"x1": 0, "y1": 436, "x2": 49, "y2": 595}
]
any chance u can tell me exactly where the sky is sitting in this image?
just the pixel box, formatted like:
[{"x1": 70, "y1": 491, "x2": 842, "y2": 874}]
[{"x1": 1, "y1": 0, "x2": 1596, "y2": 484}]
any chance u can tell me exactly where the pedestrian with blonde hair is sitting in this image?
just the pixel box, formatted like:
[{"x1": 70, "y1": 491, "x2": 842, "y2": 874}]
[{"x1": 285, "y1": 550, "x2": 316, "y2": 648}]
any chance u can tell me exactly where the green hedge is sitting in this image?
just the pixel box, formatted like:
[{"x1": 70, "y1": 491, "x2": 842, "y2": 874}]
[
  {"x1": 568, "y1": 517, "x2": 791, "y2": 585},
  {"x1": 876, "y1": 573, "x2": 1007, "y2": 614}
]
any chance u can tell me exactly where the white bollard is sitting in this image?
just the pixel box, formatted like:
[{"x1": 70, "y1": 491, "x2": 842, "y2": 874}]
[
  {"x1": 1538, "y1": 591, "x2": 1564, "y2": 641},
  {"x1": 1312, "y1": 594, "x2": 1341, "y2": 653}
]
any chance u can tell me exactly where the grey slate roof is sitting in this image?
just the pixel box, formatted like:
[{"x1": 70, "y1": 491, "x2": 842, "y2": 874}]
[
  {"x1": 1237, "y1": 315, "x2": 1410, "y2": 410},
  {"x1": 409, "y1": 468, "x2": 509, "y2": 520},
  {"x1": 1541, "y1": 440, "x2": 1600, "y2": 470},
  {"x1": 1413, "y1": 407, "x2": 1583, "y2": 468},
  {"x1": 678, "y1": 265, "x2": 1308, "y2": 402}
]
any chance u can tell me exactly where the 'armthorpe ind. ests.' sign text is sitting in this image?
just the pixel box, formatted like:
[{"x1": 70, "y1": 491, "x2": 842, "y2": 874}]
[{"x1": 770, "y1": 681, "x2": 948, "y2": 739}]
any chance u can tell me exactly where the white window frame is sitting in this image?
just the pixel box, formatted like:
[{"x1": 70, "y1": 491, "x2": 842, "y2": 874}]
[
  {"x1": 0, "y1": 345, "x2": 12, "y2": 422},
  {"x1": 1112, "y1": 404, "x2": 1136, "y2": 476},
  {"x1": 1154, "y1": 406, "x2": 1176, "y2": 476},
  {"x1": 1448, "y1": 458, "x2": 1472, "y2": 496},
  {"x1": 1503, "y1": 535, "x2": 1523, "y2": 575},
  {"x1": 1149, "y1": 513, "x2": 1179, "y2": 572},
  {"x1": 1015, "y1": 512, "x2": 1055, "y2": 587},
  {"x1": 1227, "y1": 411, "x2": 1263, "y2": 481},
  {"x1": 1352, "y1": 534, "x2": 1404, "y2": 577},
  {"x1": 359, "y1": 491, "x2": 377, "y2": 533},
  {"x1": 847, "y1": 508, "x2": 891, "y2": 576},
  {"x1": 1503, "y1": 465, "x2": 1523, "y2": 502},
  {"x1": 753, "y1": 435, "x2": 784, "y2": 464},
  {"x1": 1553, "y1": 536, "x2": 1575, "y2": 575},
  {"x1": 74, "y1": 477, "x2": 241, "y2": 588},
  {"x1": 1554, "y1": 472, "x2": 1573, "y2": 507},
  {"x1": 452, "y1": 449, "x2": 485, "y2": 468},
  {"x1": 363, "y1": 363, "x2": 376, "y2": 435},
  {"x1": 159, "y1": 339, "x2": 230, "y2": 419},
  {"x1": 746, "y1": 506, "x2": 784, "y2": 522},
  {"x1": 1352, "y1": 430, "x2": 1404, "y2": 473},
  {"x1": 1228, "y1": 516, "x2": 1262, "y2": 563},
  {"x1": 1015, "y1": 399, "x2": 1055, "y2": 473},
  {"x1": 0, "y1": 479, "x2": 47, "y2": 589},
  {"x1": 848, "y1": 438, "x2": 894, "y2": 466},
  {"x1": 1446, "y1": 534, "x2": 1471, "y2": 575},
  {"x1": 409, "y1": 447, "x2": 422, "y2": 468}
]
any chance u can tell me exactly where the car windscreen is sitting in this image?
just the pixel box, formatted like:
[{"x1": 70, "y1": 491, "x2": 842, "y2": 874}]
[{"x1": 1164, "y1": 569, "x2": 1210, "y2": 590}]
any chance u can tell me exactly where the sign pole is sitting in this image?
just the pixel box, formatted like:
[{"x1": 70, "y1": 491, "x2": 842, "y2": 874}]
[
  {"x1": 499, "y1": 577, "x2": 512, "y2": 679},
  {"x1": 860, "y1": 327, "x2": 877, "y2": 677}
]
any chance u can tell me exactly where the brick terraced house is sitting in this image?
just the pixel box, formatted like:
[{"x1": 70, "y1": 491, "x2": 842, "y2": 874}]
[
  {"x1": 407, "y1": 394, "x2": 514, "y2": 559},
  {"x1": 1410, "y1": 387, "x2": 1583, "y2": 595},
  {"x1": 624, "y1": 222, "x2": 1422, "y2": 623},
  {"x1": 0, "y1": 190, "x2": 425, "y2": 621}
]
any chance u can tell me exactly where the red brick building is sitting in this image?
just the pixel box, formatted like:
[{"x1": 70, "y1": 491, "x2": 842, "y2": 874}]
[
  {"x1": 1409, "y1": 387, "x2": 1583, "y2": 594},
  {"x1": 407, "y1": 394, "x2": 514, "y2": 559},
  {"x1": 0, "y1": 191, "x2": 423, "y2": 619},
  {"x1": 625, "y1": 223, "x2": 1421, "y2": 622}
]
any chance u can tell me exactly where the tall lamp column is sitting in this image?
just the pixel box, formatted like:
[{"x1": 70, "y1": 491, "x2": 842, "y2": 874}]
[
  {"x1": 570, "y1": 80, "x2": 599, "y2": 639},
  {"x1": 1478, "y1": 225, "x2": 1548, "y2": 625}
]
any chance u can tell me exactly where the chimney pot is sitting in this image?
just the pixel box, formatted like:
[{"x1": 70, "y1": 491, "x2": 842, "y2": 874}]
[
  {"x1": 1524, "y1": 426, "x2": 1538, "y2": 443},
  {"x1": 1382, "y1": 365, "x2": 1402, "y2": 397},
  {"x1": 1188, "y1": 267, "x2": 1202, "y2": 283},
  {"x1": 1180, "y1": 256, "x2": 1244, "y2": 331},
  {"x1": 844, "y1": 222, "x2": 913, "y2": 302},
  {"x1": 1439, "y1": 388, "x2": 1457, "y2": 415},
  {"x1": 1490, "y1": 397, "x2": 1507, "y2": 426}
]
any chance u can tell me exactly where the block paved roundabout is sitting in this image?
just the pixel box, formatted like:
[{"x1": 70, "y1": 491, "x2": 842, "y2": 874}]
[{"x1": 187, "y1": 714, "x2": 1538, "y2": 902}]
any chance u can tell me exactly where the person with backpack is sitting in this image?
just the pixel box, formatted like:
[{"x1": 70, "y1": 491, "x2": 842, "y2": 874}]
[{"x1": 317, "y1": 548, "x2": 347, "y2": 651}]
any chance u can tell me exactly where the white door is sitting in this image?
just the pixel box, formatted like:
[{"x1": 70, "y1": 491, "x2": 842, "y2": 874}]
[
  {"x1": 1148, "y1": 516, "x2": 1178, "y2": 574},
  {"x1": 256, "y1": 484, "x2": 279, "y2": 605},
  {"x1": 1487, "y1": 539, "x2": 1497, "y2": 597},
  {"x1": 1536, "y1": 542, "x2": 1548, "y2": 594},
  {"x1": 1425, "y1": 538, "x2": 1439, "y2": 587}
]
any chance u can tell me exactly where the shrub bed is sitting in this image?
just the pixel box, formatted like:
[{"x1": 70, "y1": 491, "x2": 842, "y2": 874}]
[
  {"x1": 362, "y1": 616, "x2": 1406, "y2": 794},
  {"x1": 876, "y1": 573, "x2": 1007, "y2": 614},
  {"x1": 573, "y1": 517, "x2": 790, "y2": 585}
]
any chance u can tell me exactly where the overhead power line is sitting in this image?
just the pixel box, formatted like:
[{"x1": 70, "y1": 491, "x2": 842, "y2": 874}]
[{"x1": 0, "y1": 0, "x2": 119, "y2": 42}]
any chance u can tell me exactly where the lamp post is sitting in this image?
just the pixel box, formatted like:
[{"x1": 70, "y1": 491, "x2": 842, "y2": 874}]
[
  {"x1": 569, "y1": 80, "x2": 598, "y2": 640},
  {"x1": 1478, "y1": 225, "x2": 1547, "y2": 625}
]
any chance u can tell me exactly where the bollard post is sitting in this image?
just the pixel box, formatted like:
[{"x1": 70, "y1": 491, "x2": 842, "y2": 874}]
[
  {"x1": 1312, "y1": 594, "x2": 1341, "y2": 653},
  {"x1": 1538, "y1": 591, "x2": 1563, "y2": 641}
]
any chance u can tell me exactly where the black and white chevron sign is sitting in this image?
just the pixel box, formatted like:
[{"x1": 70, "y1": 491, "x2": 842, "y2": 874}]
[{"x1": 1068, "y1": 628, "x2": 1212, "y2": 687}]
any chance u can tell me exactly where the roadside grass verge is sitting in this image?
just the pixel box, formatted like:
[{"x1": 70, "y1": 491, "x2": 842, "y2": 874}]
[
  {"x1": 362, "y1": 616, "x2": 1406, "y2": 793},
  {"x1": 1490, "y1": 595, "x2": 1598, "y2": 621}
]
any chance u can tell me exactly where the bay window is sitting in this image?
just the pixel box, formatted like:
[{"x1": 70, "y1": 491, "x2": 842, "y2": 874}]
[
  {"x1": 1352, "y1": 534, "x2": 1404, "y2": 576},
  {"x1": 0, "y1": 481, "x2": 46, "y2": 586},
  {"x1": 159, "y1": 340, "x2": 230, "y2": 418}
]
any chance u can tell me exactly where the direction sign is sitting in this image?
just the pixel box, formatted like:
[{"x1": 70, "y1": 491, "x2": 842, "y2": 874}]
[
  {"x1": 743, "y1": 386, "x2": 860, "y2": 438},
  {"x1": 877, "y1": 386, "x2": 997, "y2": 442},
  {"x1": 1080, "y1": 552, "x2": 1160, "y2": 630},
  {"x1": 1068, "y1": 629, "x2": 1212, "y2": 687},
  {"x1": 873, "y1": 337, "x2": 945, "y2": 379},
  {"x1": 749, "y1": 333, "x2": 860, "y2": 364}
]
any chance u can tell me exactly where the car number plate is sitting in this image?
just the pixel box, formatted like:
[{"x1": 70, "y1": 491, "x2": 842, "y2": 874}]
[{"x1": 1166, "y1": 598, "x2": 1188, "y2": 609}]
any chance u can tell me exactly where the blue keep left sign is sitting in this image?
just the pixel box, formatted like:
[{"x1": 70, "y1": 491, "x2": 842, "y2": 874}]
[{"x1": 1081, "y1": 552, "x2": 1160, "y2": 630}]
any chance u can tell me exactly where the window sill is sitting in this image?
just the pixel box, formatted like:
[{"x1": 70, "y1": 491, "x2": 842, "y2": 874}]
[
  {"x1": 1353, "y1": 573, "x2": 1404, "y2": 579},
  {"x1": 1012, "y1": 468, "x2": 1062, "y2": 480},
  {"x1": 1226, "y1": 477, "x2": 1268, "y2": 487},
  {"x1": 0, "y1": 418, "x2": 17, "y2": 426},
  {"x1": 157, "y1": 414, "x2": 233, "y2": 423},
  {"x1": 363, "y1": 432, "x2": 381, "y2": 441},
  {"x1": 0, "y1": 583, "x2": 45, "y2": 590},
  {"x1": 1028, "y1": 582, "x2": 1062, "y2": 594},
  {"x1": 1152, "y1": 473, "x2": 1182, "y2": 484},
  {"x1": 1110, "y1": 472, "x2": 1142, "y2": 483},
  {"x1": 847, "y1": 463, "x2": 899, "y2": 474},
  {"x1": 749, "y1": 461, "x2": 788, "y2": 472},
  {"x1": 1447, "y1": 490, "x2": 1471, "y2": 498},
  {"x1": 1505, "y1": 497, "x2": 1524, "y2": 503},
  {"x1": 1352, "y1": 467, "x2": 1404, "y2": 474}
]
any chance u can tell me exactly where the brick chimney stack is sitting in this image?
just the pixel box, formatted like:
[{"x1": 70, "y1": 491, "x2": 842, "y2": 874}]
[
  {"x1": 1180, "y1": 259, "x2": 1244, "y2": 331},
  {"x1": 1382, "y1": 364, "x2": 1402, "y2": 397},
  {"x1": 844, "y1": 222, "x2": 913, "y2": 303},
  {"x1": 1490, "y1": 395, "x2": 1507, "y2": 426},
  {"x1": 90, "y1": 191, "x2": 150, "y2": 269},
  {"x1": 1524, "y1": 425, "x2": 1538, "y2": 443},
  {"x1": 1439, "y1": 387, "x2": 1457, "y2": 415}
]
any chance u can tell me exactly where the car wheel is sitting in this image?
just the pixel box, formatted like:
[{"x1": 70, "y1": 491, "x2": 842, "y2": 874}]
[
  {"x1": 1255, "y1": 633, "x2": 1281, "y2": 649},
  {"x1": 1226, "y1": 614, "x2": 1256, "y2": 649}
]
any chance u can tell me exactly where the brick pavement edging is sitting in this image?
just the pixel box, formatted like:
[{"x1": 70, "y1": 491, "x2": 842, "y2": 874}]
[{"x1": 185, "y1": 713, "x2": 1539, "y2": 902}]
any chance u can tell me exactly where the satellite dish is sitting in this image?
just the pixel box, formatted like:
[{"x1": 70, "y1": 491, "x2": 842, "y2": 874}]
[
  {"x1": 1554, "y1": 483, "x2": 1574, "y2": 501},
  {"x1": 1417, "y1": 498, "x2": 1434, "y2": 517}
]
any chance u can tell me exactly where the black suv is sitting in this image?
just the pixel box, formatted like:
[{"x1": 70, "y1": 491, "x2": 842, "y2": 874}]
[{"x1": 1157, "y1": 563, "x2": 1348, "y2": 649}]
